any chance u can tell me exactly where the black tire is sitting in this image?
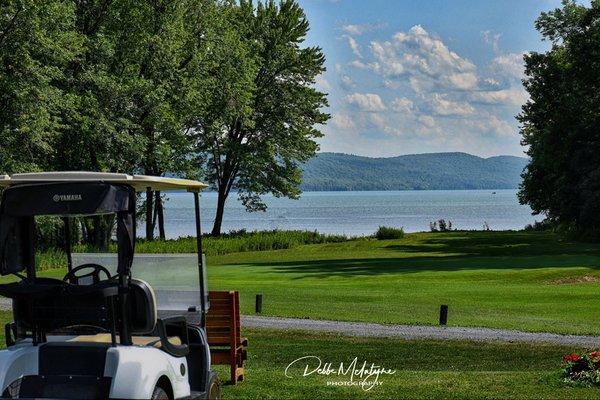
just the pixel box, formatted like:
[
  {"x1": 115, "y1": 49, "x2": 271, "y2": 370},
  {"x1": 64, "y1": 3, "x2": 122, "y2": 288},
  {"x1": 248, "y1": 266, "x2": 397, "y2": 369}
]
[
  {"x1": 206, "y1": 370, "x2": 222, "y2": 400},
  {"x1": 151, "y1": 386, "x2": 170, "y2": 400},
  {"x1": 2, "y1": 378, "x2": 21, "y2": 398}
]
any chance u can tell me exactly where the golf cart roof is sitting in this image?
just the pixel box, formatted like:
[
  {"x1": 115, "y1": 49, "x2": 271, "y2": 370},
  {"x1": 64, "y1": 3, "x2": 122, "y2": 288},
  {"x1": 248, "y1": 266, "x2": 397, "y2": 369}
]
[{"x1": 0, "y1": 172, "x2": 208, "y2": 192}]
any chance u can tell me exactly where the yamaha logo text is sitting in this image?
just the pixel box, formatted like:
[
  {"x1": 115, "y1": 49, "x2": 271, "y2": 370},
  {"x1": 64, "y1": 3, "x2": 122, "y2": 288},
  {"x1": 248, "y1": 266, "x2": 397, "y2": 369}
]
[{"x1": 53, "y1": 194, "x2": 82, "y2": 202}]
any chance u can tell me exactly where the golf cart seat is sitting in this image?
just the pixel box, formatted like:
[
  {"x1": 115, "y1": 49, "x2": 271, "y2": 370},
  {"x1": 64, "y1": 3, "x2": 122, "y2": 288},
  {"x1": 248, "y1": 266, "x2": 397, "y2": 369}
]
[
  {"x1": 66, "y1": 278, "x2": 188, "y2": 355},
  {"x1": 129, "y1": 278, "x2": 158, "y2": 335},
  {"x1": 69, "y1": 333, "x2": 182, "y2": 348},
  {"x1": 8, "y1": 279, "x2": 120, "y2": 341}
]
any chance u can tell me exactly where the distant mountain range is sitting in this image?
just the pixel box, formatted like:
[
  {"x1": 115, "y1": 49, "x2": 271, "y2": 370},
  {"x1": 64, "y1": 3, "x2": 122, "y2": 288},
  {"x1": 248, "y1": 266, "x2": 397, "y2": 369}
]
[{"x1": 301, "y1": 152, "x2": 528, "y2": 191}]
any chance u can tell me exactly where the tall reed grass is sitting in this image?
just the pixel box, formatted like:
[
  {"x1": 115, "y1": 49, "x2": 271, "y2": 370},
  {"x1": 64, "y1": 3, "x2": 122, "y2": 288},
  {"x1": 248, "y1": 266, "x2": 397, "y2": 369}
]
[{"x1": 72, "y1": 230, "x2": 349, "y2": 256}]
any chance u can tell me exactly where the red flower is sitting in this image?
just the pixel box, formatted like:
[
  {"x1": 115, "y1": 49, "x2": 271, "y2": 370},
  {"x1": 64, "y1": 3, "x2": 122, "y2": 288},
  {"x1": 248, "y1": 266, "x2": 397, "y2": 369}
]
[
  {"x1": 591, "y1": 352, "x2": 600, "y2": 359},
  {"x1": 564, "y1": 353, "x2": 582, "y2": 362}
]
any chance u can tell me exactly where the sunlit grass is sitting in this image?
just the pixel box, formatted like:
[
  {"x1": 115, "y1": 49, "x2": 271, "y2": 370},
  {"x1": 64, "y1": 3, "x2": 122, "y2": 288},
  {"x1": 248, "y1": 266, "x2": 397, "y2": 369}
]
[
  {"x1": 214, "y1": 328, "x2": 597, "y2": 399},
  {"x1": 0, "y1": 310, "x2": 595, "y2": 399},
  {"x1": 32, "y1": 231, "x2": 600, "y2": 335}
]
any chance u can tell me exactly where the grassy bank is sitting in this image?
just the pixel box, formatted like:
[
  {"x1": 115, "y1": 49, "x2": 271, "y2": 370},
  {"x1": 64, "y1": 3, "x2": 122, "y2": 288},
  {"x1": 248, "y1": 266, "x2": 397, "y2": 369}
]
[{"x1": 33, "y1": 231, "x2": 600, "y2": 335}]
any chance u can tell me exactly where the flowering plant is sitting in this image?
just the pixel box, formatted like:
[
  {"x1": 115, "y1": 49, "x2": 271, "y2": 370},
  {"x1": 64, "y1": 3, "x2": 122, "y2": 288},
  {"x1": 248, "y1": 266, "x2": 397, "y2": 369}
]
[{"x1": 562, "y1": 351, "x2": 600, "y2": 385}]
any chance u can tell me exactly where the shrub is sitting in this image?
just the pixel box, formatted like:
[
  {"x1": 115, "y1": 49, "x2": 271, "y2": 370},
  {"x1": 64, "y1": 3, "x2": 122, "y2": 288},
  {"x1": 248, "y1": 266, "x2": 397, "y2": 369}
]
[
  {"x1": 430, "y1": 219, "x2": 454, "y2": 232},
  {"x1": 562, "y1": 351, "x2": 600, "y2": 386},
  {"x1": 375, "y1": 226, "x2": 405, "y2": 240},
  {"x1": 37, "y1": 249, "x2": 67, "y2": 271},
  {"x1": 35, "y1": 216, "x2": 65, "y2": 251},
  {"x1": 524, "y1": 219, "x2": 558, "y2": 232}
]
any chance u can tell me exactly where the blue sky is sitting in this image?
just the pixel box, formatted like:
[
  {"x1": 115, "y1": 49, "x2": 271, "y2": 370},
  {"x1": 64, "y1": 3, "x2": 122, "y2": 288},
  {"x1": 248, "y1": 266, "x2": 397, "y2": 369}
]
[{"x1": 297, "y1": 0, "x2": 576, "y2": 158}]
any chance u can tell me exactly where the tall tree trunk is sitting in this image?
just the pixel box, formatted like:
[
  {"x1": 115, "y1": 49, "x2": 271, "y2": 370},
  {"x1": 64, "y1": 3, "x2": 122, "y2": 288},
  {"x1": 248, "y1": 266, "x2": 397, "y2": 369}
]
[
  {"x1": 152, "y1": 191, "x2": 158, "y2": 234},
  {"x1": 100, "y1": 215, "x2": 114, "y2": 251},
  {"x1": 211, "y1": 187, "x2": 227, "y2": 236},
  {"x1": 84, "y1": 215, "x2": 114, "y2": 251},
  {"x1": 211, "y1": 154, "x2": 238, "y2": 236},
  {"x1": 145, "y1": 187, "x2": 154, "y2": 241},
  {"x1": 155, "y1": 191, "x2": 166, "y2": 240}
]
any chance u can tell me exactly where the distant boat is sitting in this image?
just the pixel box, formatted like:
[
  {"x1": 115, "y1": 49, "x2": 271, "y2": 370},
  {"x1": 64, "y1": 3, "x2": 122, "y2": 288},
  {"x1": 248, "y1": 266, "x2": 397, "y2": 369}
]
[{"x1": 492, "y1": 192, "x2": 497, "y2": 195}]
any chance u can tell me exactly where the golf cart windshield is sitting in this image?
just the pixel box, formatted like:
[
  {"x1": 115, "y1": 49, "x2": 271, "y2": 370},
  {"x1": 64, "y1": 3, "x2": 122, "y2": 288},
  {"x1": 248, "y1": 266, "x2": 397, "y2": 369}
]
[{"x1": 72, "y1": 253, "x2": 208, "y2": 313}]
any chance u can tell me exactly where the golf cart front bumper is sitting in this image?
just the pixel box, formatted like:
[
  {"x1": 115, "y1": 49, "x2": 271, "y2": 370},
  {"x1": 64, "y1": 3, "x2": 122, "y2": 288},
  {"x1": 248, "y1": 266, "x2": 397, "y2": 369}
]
[{"x1": 0, "y1": 342, "x2": 192, "y2": 400}]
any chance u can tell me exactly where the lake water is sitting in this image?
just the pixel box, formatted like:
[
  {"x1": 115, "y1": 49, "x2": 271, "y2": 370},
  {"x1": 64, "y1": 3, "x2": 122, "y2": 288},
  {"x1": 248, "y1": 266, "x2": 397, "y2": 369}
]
[{"x1": 160, "y1": 189, "x2": 540, "y2": 238}]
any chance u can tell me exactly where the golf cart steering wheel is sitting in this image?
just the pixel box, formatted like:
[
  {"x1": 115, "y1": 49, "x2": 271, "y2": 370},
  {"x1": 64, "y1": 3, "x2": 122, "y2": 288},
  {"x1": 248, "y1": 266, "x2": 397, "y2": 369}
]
[{"x1": 63, "y1": 264, "x2": 112, "y2": 285}]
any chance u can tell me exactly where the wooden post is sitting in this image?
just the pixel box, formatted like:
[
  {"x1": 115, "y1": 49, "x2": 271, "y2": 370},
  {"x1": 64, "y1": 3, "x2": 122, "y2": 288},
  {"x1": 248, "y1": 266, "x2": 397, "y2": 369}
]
[
  {"x1": 255, "y1": 294, "x2": 263, "y2": 314},
  {"x1": 439, "y1": 305, "x2": 448, "y2": 325}
]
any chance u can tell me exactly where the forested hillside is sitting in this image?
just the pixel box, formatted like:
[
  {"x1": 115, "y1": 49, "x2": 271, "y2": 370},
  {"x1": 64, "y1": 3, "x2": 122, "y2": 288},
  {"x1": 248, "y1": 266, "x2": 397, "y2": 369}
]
[{"x1": 301, "y1": 152, "x2": 528, "y2": 191}]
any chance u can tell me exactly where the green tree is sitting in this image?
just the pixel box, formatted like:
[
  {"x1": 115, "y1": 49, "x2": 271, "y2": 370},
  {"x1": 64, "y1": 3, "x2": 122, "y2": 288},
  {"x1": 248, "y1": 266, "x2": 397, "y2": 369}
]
[
  {"x1": 104, "y1": 0, "x2": 214, "y2": 240},
  {"x1": 0, "y1": 0, "x2": 216, "y2": 246},
  {"x1": 194, "y1": 0, "x2": 329, "y2": 236},
  {"x1": 51, "y1": 0, "x2": 215, "y2": 243},
  {"x1": 519, "y1": 0, "x2": 600, "y2": 233},
  {"x1": 0, "y1": 0, "x2": 81, "y2": 174}
]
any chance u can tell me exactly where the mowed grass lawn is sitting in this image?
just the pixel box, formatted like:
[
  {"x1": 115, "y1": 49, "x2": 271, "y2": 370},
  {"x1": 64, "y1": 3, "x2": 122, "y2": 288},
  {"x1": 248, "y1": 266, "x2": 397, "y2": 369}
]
[
  {"x1": 205, "y1": 231, "x2": 600, "y2": 335},
  {"x1": 217, "y1": 328, "x2": 598, "y2": 400},
  {"x1": 0, "y1": 311, "x2": 596, "y2": 399},
  {"x1": 29, "y1": 231, "x2": 600, "y2": 335}
]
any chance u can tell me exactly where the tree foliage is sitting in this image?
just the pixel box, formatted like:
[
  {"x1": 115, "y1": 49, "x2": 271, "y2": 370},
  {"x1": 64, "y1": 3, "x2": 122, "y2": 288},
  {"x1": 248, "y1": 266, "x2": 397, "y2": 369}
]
[
  {"x1": 0, "y1": 0, "x2": 328, "y2": 240},
  {"x1": 0, "y1": 0, "x2": 81, "y2": 174},
  {"x1": 194, "y1": 0, "x2": 329, "y2": 235},
  {"x1": 519, "y1": 0, "x2": 600, "y2": 233}
]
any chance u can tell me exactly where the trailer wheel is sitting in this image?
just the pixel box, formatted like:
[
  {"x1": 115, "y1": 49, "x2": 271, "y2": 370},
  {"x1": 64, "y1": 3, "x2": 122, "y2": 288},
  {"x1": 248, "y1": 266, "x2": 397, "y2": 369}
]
[
  {"x1": 151, "y1": 386, "x2": 170, "y2": 400},
  {"x1": 207, "y1": 370, "x2": 222, "y2": 400}
]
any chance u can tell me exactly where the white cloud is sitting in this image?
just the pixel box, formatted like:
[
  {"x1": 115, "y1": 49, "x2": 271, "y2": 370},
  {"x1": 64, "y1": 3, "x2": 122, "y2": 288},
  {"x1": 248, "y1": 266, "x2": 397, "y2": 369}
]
[
  {"x1": 315, "y1": 75, "x2": 332, "y2": 91},
  {"x1": 390, "y1": 97, "x2": 414, "y2": 113},
  {"x1": 484, "y1": 78, "x2": 500, "y2": 87},
  {"x1": 368, "y1": 113, "x2": 389, "y2": 130},
  {"x1": 470, "y1": 88, "x2": 528, "y2": 106},
  {"x1": 348, "y1": 59, "x2": 369, "y2": 69},
  {"x1": 490, "y1": 53, "x2": 525, "y2": 81},
  {"x1": 418, "y1": 115, "x2": 436, "y2": 129},
  {"x1": 342, "y1": 22, "x2": 386, "y2": 36},
  {"x1": 428, "y1": 94, "x2": 475, "y2": 116},
  {"x1": 340, "y1": 74, "x2": 356, "y2": 89},
  {"x1": 444, "y1": 73, "x2": 478, "y2": 91},
  {"x1": 362, "y1": 25, "x2": 478, "y2": 91},
  {"x1": 482, "y1": 30, "x2": 502, "y2": 53},
  {"x1": 344, "y1": 93, "x2": 387, "y2": 112},
  {"x1": 344, "y1": 35, "x2": 363, "y2": 58},
  {"x1": 466, "y1": 115, "x2": 516, "y2": 137},
  {"x1": 326, "y1": 25, "x2": 527, "y2": 157},
  {"x1": 331, "y1": 113, "x2": 356, "y2": 130}
]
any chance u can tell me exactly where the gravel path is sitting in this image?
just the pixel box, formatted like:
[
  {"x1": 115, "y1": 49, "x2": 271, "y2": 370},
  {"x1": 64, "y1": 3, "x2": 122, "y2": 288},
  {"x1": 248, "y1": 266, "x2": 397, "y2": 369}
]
[
  {"x1": 242, "y1": 315, "x2": 600, "y2": 347},
  {"x1": 2, "y1": 297, "x2": 597, "y2": 347}
]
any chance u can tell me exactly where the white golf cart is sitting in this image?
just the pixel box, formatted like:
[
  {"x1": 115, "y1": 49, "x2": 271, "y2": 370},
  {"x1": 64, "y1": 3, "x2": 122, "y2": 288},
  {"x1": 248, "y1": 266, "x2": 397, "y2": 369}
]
[{"x1": 0, "y1": 172, "x2": 221, "y2": 399}]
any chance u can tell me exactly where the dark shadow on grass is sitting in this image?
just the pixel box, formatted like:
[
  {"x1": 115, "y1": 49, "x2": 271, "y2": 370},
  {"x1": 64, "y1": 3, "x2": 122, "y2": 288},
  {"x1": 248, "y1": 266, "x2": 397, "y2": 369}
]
[
  {"x1": 383, "y1": 231, "x2": 600, "y2": 258},
  {"x1": 226, "y1": 232, "x2": 600, "y2": 279}
]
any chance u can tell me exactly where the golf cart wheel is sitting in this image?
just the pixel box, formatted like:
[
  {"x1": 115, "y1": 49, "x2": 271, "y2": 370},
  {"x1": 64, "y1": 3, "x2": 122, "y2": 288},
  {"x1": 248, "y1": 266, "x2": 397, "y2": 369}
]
[
  {"x1": 2, "y1": 378, "x2": 21, "y2": 398},
  {"x1": 151, "y1": 386, "x2": 170, "y2": 400},
  {"x1": 207, "y1": 370, "x2": 222, "y2": 400}
]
